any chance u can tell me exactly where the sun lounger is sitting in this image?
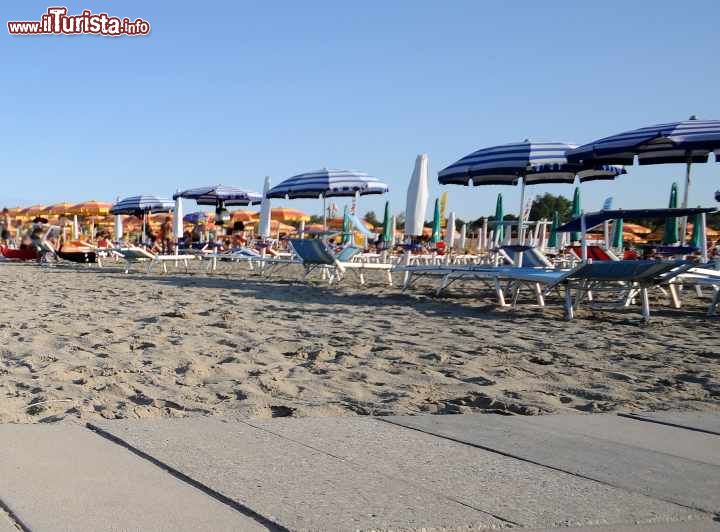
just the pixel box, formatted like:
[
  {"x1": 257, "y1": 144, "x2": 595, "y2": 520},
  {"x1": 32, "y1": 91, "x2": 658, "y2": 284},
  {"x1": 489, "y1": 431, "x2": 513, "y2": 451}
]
[
  {"x1": 671, "y1": 267, "x2": 720, "y2": 316},
  {"x1": 114, "y1": 247, "x2": 197, "y2": 274},
  {"x1": 289, "y1": 239, "x2": 392, "y2": 285}
]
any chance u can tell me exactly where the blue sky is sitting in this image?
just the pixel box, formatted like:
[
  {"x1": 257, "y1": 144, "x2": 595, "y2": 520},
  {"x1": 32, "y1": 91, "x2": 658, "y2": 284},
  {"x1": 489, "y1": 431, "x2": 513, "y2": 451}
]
[{"x1": 2, "y1": 0, "x2": 719, "y2": 220}]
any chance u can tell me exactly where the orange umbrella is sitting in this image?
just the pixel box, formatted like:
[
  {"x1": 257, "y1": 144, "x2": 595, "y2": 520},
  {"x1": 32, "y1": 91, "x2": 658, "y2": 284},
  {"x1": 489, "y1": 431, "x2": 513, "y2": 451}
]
[
  {"x1": 270, "y1": 207, "x2": 310, "y2": 223},
  {"x1": 231, "y1": 210, "x2": 258, "y2": 222},
  {"x1": 71, "y1": 200, "x2": 112, "y2": 216},
  {"x1": 22, "y1": 205, "x2": 47, "y2": 216},
  {"x1": 304, "y1": 223, "x2": 325, "y2": 232},
  {"x1": 47, "y1": 202, "x2": 75, "y2": 216},
  {"x1": 4, "y1": 207, "x2": 23, "y2": 216},
  {"x1": 622, "y1": 222, "x2": 652, "y2": 235}
]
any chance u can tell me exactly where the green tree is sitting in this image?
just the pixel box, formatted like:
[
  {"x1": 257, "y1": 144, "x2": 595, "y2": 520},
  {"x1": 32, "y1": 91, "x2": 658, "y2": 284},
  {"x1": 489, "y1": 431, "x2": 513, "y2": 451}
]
[
  {"x1": 529, "y1": 193, "x2": 572, "y2": 221},
  {"x1": 364, "y1": 210, "x2": 380, "y2": 226}
]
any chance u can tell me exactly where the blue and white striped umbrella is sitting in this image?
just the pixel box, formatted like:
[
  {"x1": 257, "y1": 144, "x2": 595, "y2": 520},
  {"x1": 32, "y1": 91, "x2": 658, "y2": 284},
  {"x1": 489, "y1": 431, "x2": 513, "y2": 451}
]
[
  {"x1": 266, "y1": 168, "x2": 389, "y2": 199},
  {"x1": 566, "y1": 117, "x2": 720, "y2": 166},
  {"x1": 110, "y1": 195, "x2": 175, "y2": 215},
  {"x1": 438, "y1": 140, "x2": 625, "y2": 186},
  {"x1": 183, "y1": 211, "x2": 209, "y2": 224},
  {"x1": 173, "y1": 185, "x2": 262, "y2": 206}
]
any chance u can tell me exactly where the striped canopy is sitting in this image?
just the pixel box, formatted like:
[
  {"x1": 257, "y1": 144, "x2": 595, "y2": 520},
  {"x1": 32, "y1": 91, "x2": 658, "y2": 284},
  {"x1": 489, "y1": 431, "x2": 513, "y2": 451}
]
[
  {"x1": 438, "y1": 140, "x2": 625, "y2": 186},
  {"x1": 266, "y1": 169, "x2": 389, "y2": 199},
  {"x1": 566, "y1": 117, "x2": 720, "y2": 165},
  {"x1": 110, "y1": 195, "x2": 175, "y2": 215},
  {"x1": 173, "y1": 185, "x2": 262, "y2": 206}
]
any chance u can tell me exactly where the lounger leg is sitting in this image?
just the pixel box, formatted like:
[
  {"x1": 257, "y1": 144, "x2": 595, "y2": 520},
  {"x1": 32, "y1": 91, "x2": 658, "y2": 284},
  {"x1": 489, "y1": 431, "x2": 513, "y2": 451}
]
[
  {"x1": 534, "y1": 283, "x2": 545, "y2": 307},
  {"x1": 640, "y1": 287, "x2": 650, "y2": 323},
  {"x1": 669, "y1": 284, "x2": 681, "y2": 309},
  {"x1": 564, "y1": 286, "x2": 574, "y2": 320},
  {"x1": 586, "y1": 290, "x2": 593, "y2": 302},
  {"x1": 495, "y1": 278, "x2": 507, "y2": 307},
  {"x1": 359, "y1": 271, "x2": 365, "y2": 285},
  {"x1": 708, "y1": 287, "x2": 720, "y2": 316},
  {"x1": 511, "y1": 284, "x2": 521, "y2": 309},
  {"x1": 437, "y1": 275, "x2": 450, "y2": 296},
  {"x1": 386, "y1": 271, "x2": 393, "y2": 286},
  {"x1": 695, "y1": 285, "x2": 703, "y2": 298}
]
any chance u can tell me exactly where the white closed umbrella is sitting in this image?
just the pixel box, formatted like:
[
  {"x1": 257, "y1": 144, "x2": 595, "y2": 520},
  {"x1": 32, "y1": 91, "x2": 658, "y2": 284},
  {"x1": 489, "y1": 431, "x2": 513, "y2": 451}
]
[
  {"x1": 259, "y1": 176, "x2": 272, "y2": 238},
  {"x1": 173, "y1": 193, "x2": 183, "y2": 252},
  {"x1": 72, "y1": 215, "x2": 79, "y2": 239},
  {"x1": 459, "y1": 223, "x2": 467, "y2": 251},
  {"x1": 114, "y1": 196, "x2": 123, "y2": 242},
  {"x1": 445, "y1": 211, "x2": 456, "y2": 248},
  {"x1": 405, "y1": 154, "x2": 429, "y2": 237},
  {"x1": 391, "y1": 215, "x2": 397, "y2": 245},
  {"x1": 298, "y1": 219, "x2": 305, "y2": 239}
]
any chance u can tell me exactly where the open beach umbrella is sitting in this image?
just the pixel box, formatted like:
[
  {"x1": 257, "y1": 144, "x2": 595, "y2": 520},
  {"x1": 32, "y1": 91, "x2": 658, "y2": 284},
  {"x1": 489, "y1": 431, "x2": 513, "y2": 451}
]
[
  {"x1": 547, "y1": 211, "x2": 560, "y2": 248},
  {"x1": 258, "y1": 176, "x2": 272, "y2": 239},
  {"x1": 405, "y1": 154, "x2": 429, "y2": 237},
  {"x1": 623, "y1": 222, "x2": 652, "y2": 235},
  {"x1": 431, "y1": 198, "x2": 441, "y2": 243},
  {"x1": 173, "y1": 185, "x2": 262, "y2": 207},
  {"x1": 381, "y1": 201, "x2": 392, "y2": 243},
  {"x1": 566, "y1": 116, "x2": 720, "y2": 240},
  {"x1": 439, "y1": 140, "x2": 625, "y2": 243},
  {"x1": 110, "y1": 195, "x2": 175, "y2": 215},
  {"x1": 611, "y1": 218, "x2": 624, "y2": 248},
  {"x1": 71, "y1": 200, "x2": 111, "y2": 216},
  {"x1": 663, "y1": 183, "x2": 679, "y2": 245},
  {"x1": 269, "y1": 207, "x2": 310, "y2": 223},
  {"x1": 570, "y1": 187, "x2": 582, "y2": 242},
  {"x1": 23, "y1": 205, "x2": 46, "y2": 217},
  {"x1": 184, "y1": 211, "x2": 209, "y2": 224},
  {"x1": 266, "y1": 168, "x2": 389, "y2": 230},
  {"x1": 47, "y1": 202, "x2": 74, "y2": 216},
  {"x1": 494, "y1": 194, "x2": 504, "y2": 243}
]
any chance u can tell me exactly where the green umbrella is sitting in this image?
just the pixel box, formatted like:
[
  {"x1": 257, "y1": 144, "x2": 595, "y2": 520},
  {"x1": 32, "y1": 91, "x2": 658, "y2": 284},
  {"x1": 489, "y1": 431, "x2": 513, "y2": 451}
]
[
  {"x1": 547, "y1": 210, "x2": 560, "y2": 248},
  {"x1": 663, "y1": 182, "x2": 679, "y2": 245},
  {"x1": 570, "y1": 187, "x2": 581, "y2": 242},
  {"x1": 381, "y1": 201, "x2": 393, "y2": 243},
  {"x1": 611, "y1": 218, "x2": 624, "y2": 248},
  {"x1": 690, "y1": 210, "x2": 703, "y2": 249},
  {"x1": 431, "y1": 198, "x2": 441, "y2": 243},
  {"x1": 342, "y1": 205, "x2": 351, "y2": 244},
  {"x1": 494, "y1": 193, "x2": 504, "y2": 243}
]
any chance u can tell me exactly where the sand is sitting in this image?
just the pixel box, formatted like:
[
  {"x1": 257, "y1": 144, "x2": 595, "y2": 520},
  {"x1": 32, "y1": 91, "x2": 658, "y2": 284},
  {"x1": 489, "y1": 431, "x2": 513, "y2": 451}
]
[{"x1": 0, "y1": 261, "x2": 718, "y2": 424}]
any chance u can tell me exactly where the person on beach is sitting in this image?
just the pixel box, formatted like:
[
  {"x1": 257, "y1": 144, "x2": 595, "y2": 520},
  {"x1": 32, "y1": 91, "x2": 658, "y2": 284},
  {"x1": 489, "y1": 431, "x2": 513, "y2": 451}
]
[{"x1": 159, "y1": 216, "x2": 173, "y2": 253}]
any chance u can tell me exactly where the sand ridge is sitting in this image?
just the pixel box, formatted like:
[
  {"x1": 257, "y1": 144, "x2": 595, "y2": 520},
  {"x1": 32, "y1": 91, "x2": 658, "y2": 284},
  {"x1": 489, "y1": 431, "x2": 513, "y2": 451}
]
[{"x1": 0, "y1": 262, "x2": 718, "y2": 423}]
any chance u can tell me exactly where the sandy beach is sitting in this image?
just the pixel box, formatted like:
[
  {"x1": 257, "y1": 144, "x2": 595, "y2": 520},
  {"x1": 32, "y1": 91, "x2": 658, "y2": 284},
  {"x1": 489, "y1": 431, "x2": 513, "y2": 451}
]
[{"x1": 0, "y1": 262, "x2": 718, "y2": 424}]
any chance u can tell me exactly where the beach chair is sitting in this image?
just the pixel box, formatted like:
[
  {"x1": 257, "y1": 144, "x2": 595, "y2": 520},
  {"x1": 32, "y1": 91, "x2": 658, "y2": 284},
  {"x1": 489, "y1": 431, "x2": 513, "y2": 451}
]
[
  {"x1": 289, "y1": 239, "x2": 392, "y2": 285},
  {"x1": 669, "y1": 267, "x2": 720, "y2": 316},
  {"x1": 536, "y1": 260, "x2": 694, "y2": 322},
  {"x1": 114, "y1": 247, "x2": 197, "y2": 274}
]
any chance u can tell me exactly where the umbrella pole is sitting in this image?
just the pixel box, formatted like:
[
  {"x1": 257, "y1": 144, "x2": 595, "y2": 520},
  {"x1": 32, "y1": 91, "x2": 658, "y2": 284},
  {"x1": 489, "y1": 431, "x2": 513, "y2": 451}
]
[
  {"x1": 701, "y1": 212, "x2": 708, "y2": 263},
  {"x1": 322, "y1": 195, "x2": 327, "y2": 232},
  {"x1": 580, "y1": 213, "x2": 588, "y2": 262},
  {"x1": 517, "y1": 177, "x2": 526, "y2": 244},
  {"x1": 680, "y1": 159, "x2": 692, "y2": 244}
]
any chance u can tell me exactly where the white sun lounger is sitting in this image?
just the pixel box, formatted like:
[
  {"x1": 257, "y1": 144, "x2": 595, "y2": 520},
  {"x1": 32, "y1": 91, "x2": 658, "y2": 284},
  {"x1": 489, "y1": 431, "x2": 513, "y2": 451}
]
[{"x1": 114, "y1": 247, "x2": 197, "y2": 274}]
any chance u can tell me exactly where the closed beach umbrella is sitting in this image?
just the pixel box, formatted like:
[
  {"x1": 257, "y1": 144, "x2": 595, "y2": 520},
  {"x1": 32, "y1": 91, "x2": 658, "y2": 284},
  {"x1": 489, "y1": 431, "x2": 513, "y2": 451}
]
[
  {"x1": 267, "y1": 168, "x2": 389, "y2": 230},
  {"x1": 690, "y1": 211, "x2": 704, "y2": 249},
  {"x1": 439, "y1": 140, "x2": 624, "y2": 243},
  {"x1": 566, "y1": 116, "x2": 720, "y2": 241},
  {"x1": 445, "y1": 211, "x2": 456, "y2": 248},
  {"x1": 611, "y1": 218, "x2": 624, "y2": 248},
  {"x1": 259, "y1": 176, "x2": 272, "y2": 239},
  {"x1": 663, "y1": 183, "x2": 679, "y2": 245},
  {"x1": 570, "y1": 187, "x2": 582, "y2": 242},
  {"x1": 548, "y1": 211, "x2": 560, "y2": 248},
  {"x1": 342, "y1": 205, "x2": 351, "y2": 244},
  {"x1": 459, "y1": 223, "x2": 467, "y2": 251},
  {"x1": 381, "y1": 201, "x2": 393, "y2": 243},
  {"x1": 173, "y1": 194, "x2": 183, "y2": 244},
  {"x1": 494, "y1": 194, "x2": 504, "y2": 243},
  {"x1": 431, "y1": 198, "x2": 441, "y2": 243},
  {"x1": 405, "y1": 154, "x2": 429, "y2": 237}
]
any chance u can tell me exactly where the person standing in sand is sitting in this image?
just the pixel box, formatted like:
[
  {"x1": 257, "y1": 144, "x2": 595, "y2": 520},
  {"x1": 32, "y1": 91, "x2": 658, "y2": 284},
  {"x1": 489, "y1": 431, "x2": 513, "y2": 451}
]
[{"x1": 159, "y1": 216, "x2": 173, "y2": 254}]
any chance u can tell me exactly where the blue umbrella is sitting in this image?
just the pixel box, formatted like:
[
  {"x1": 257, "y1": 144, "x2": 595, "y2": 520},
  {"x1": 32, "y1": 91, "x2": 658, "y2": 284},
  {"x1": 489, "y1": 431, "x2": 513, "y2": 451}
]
[
  {"x1": 110, "y1": 195, "x2": 175, "y2": 215},
  {"x1": 183, "y1": 211, "x2": 209, "y2": 224},
  {"x1": 173, "y1": 185, "x2": 261, "y2": 206},
  {"x1": 267, "y1": 168, "x2": 389, "y2": 230},
  {"x1": 438, "y1": 140, "x2": 624, "y2": 242},
  {"x1": 567, "y1": 116, "x2": 720, "y2": 240}
]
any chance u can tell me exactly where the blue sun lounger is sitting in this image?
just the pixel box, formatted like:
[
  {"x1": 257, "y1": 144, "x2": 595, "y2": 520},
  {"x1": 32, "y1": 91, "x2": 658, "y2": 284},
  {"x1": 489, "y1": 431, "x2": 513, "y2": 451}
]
[{"x1": 289, "y1": 239, "x2": 392, "y2": 285}]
